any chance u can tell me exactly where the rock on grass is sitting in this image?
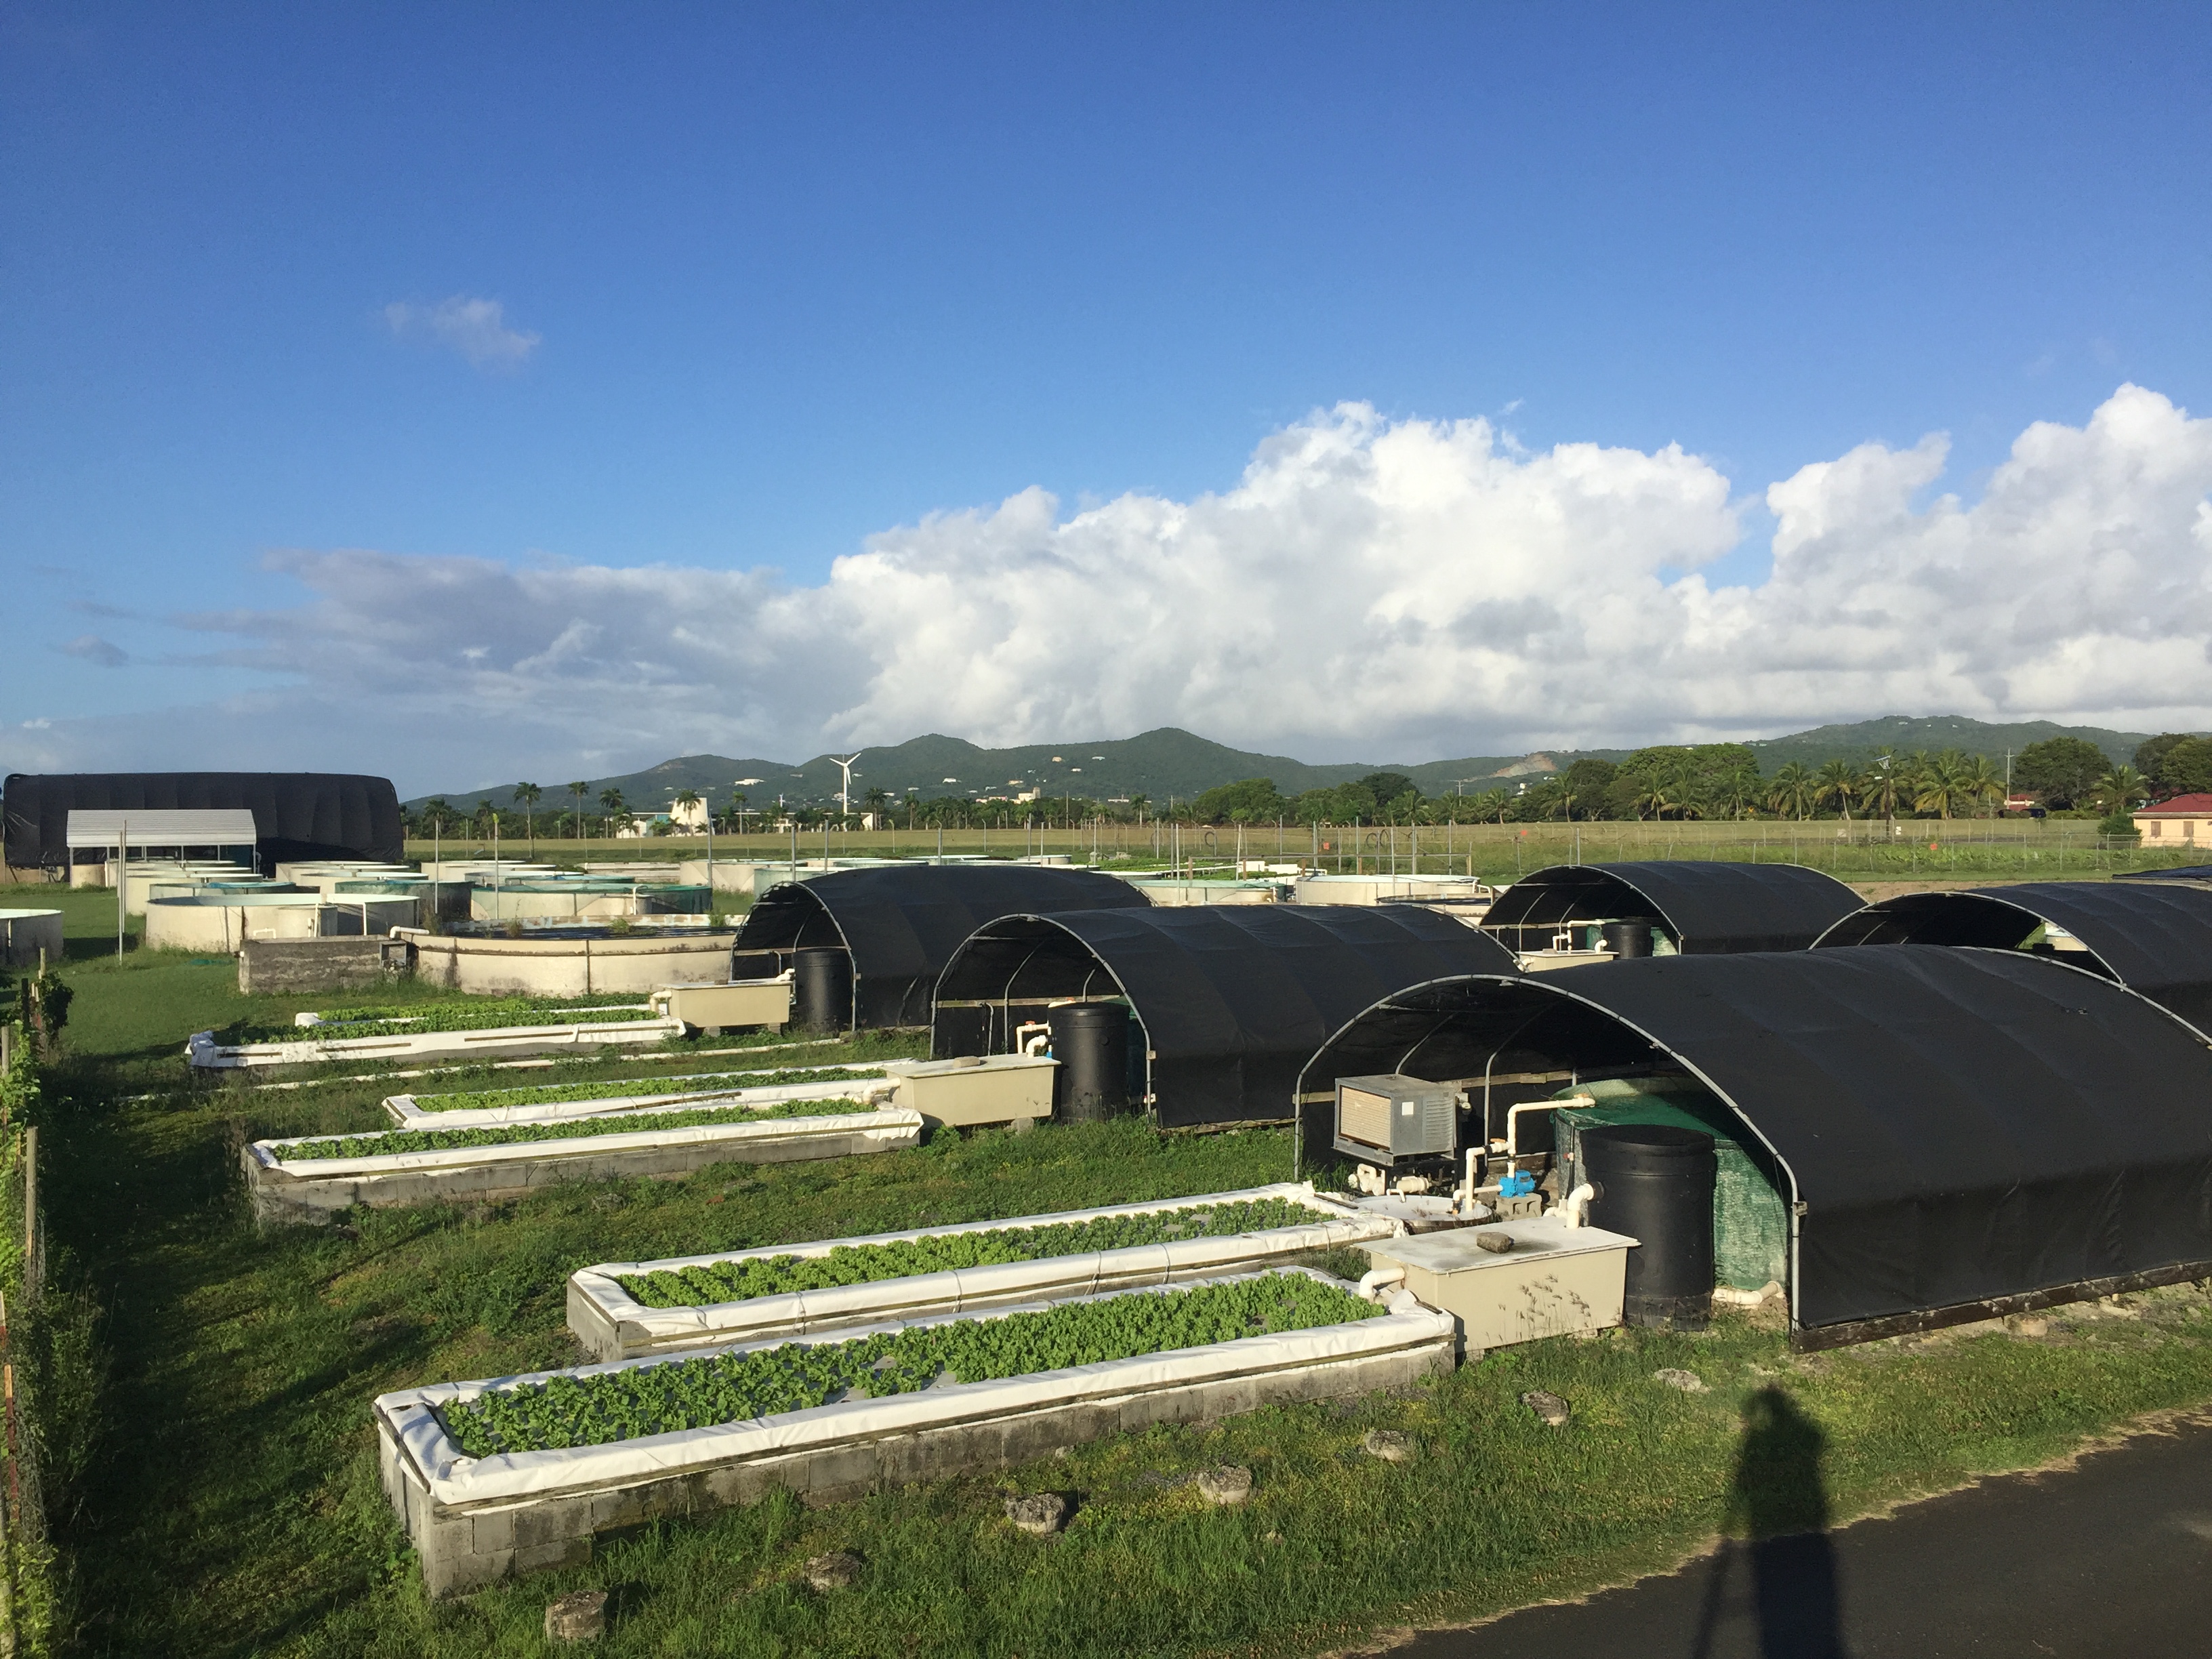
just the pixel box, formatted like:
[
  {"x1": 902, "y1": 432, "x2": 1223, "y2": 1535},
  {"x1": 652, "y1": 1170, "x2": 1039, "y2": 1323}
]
[
  {"x1": 804, "y1": 1551, "x2": 863, "y2": 1591},
  {"x1": 1004, "y1": 1493, "x2": 1069, "y2": 1536},
  {"x1": 1521, "y1": 1389, "x2": 1571, "y2": 1426},
  {"x1": 1196, "y1": 1465, "x2": 1254, "y2": 1505}
]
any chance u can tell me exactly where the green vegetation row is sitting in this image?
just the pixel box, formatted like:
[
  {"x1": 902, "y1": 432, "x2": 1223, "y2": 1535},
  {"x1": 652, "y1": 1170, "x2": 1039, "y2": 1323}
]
[
  {"x1": 276, "y1": 1097, "x2": 878, "y2": 1162},
  {"x1": 221, "y1": 998, "x2": 656, "y2": 1044},
  {"x1": 616, "y1": 1196, "x2": 1326, "y2": 1306},
  {"x1": 441, "y1": 1271, "x2": 1376, "y2": 1456},
  {"x1": 411, "y1": 1065, "x2": 886, "y2": 1113}
]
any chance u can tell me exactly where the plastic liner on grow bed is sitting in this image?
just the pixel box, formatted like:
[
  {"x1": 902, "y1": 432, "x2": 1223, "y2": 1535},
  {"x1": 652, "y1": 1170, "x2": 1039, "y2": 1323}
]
[
  {"x1": 567, "y1": 1181, "x2": 1403, "y2": 1358},
  {"x1": 383, "y1": 1063, "x2": 895, "y2": 1128},
  {"x1": 245, "y1": 1098, "x2": 923, "y2": 1223},
  {"x1": 189, "y1": 1002, "x2": 684, "y2": 1068},
  {"x1": 377, "y1": 1267, "x2": 1455, "y2": 1596}
]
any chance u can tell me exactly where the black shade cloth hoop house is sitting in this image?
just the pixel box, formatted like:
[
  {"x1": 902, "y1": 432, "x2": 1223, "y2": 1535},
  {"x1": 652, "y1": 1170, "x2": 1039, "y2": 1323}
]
[
  {"x1": 1296, "y1": 945, "x2": 2212, "y2": 1344},
  {"x1": 1814, "y1": 880, "x2": 2212, "y2": 1037},
  {"x1": 729, "y1": 864, "x2": 1150, "y2": 1029},
  {"x1": 1480, "y1": 860, "x2": 1865, "y2": 955},
  {"x1": 933, "y1": 903, "x2": 1518, "y2": 1127}
]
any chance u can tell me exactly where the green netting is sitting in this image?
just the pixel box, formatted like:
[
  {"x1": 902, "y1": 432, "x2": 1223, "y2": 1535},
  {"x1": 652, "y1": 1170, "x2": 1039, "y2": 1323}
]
[{"x1": 1554, "y1": 1076, "x2": 1788, "y2": 1292}]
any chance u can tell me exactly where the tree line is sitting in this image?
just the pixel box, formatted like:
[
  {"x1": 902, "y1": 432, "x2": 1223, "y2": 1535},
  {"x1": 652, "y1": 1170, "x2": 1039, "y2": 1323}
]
[{"x1": 401, "y1": 731, "x2": 2208, "y2": 842}]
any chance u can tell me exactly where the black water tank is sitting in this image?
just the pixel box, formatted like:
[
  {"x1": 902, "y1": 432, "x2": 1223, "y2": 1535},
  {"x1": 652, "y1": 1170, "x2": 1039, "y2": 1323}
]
[
  {"x1": 1582, "y1": 1123, "x2": 1716, "y2": 1328},
  {"x1": 792, "y1": 946, "x2": 853, "y2": 1031},
  {"x1": 1049, "y1": 1002, "x2": 1132, "y2": 1122},
  {"x1": 1603, "y1": 920, "x2": 1656, "y2": 958}
]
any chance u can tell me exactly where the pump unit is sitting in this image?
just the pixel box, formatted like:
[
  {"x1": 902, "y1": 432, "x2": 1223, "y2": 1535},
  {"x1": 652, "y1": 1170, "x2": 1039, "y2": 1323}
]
[{"x1": 1333, "y1": 1073, "x2": 1461, "y2": 1166}]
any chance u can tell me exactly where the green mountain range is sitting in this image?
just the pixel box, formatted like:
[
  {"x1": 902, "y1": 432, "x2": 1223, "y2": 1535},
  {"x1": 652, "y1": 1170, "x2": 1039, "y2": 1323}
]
[{"x1": 407, "y1": 716, "x2": 2157, "y2": 814}]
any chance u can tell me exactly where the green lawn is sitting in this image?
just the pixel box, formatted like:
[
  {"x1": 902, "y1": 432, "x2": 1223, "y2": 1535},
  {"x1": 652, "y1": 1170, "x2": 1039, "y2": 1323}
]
[{"x1": 20, "y1": 888, "x2": 2212, "y2": 1656}]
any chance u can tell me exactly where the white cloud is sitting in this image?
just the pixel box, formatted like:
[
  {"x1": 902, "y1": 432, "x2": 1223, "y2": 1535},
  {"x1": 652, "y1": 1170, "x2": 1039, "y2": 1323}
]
[
  {"x1": 8, "y1": 386, "x2": 2211, "y2": 790},
  {"x1": 383, "y1": 295, "x2": 540, "y2": 369},
  {"x1": 56, "y1": 634, "x2": 128, "y2": 668}
]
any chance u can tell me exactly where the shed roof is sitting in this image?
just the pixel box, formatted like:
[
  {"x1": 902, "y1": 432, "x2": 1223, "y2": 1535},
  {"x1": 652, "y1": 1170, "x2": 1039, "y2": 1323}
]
[
  {"x1": 1296, "y1": 946, "x2": 2212, "y2": 1340},
  {"x1": 933, "y1": 903, "x2": 1517, "y2": 1127},
  {"x1": 731, "y1": 863, "x2": 1149, "y2": 1027},
  {"x1": 1480, "y1": 860, "x2": 1865, "y2": 954},
  {"x1": 2135, "y1": 794, "x2": 2212, "y2": 815},
  {"x1": 1814, "y1": 880, "x2": 2212, "y2": 1035}
]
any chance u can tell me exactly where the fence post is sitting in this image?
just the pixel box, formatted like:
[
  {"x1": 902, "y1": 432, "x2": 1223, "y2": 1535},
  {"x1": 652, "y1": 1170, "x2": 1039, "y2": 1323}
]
[{"x1": 18, "y1": 1129, "x2": 32, "y2": 1303}]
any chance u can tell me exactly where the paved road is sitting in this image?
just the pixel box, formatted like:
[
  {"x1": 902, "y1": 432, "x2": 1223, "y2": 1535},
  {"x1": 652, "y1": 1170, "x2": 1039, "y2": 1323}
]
[{"x1": 1395, "y1": 1412, "x2": 2212, "y2": 1658}]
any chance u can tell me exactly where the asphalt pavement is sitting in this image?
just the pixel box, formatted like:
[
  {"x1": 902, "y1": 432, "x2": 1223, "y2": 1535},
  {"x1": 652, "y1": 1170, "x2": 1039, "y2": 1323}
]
[{"x1": 1393, "y1": 1410, "x2": 2212, "y2": 1658}]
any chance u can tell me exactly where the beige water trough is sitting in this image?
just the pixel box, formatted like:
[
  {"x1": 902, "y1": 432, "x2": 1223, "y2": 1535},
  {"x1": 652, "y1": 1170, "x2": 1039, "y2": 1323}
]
[
  {"x1": 407, "y1": 930, "x2": 736, "y2": 996},
  {"x1": 882, "y1": 1053, "x2": 1059, "y2": 1127}
]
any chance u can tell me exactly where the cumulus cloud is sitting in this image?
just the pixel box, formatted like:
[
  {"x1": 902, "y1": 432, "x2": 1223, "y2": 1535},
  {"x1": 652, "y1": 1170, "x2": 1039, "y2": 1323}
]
[
  {"x1": 383, "y1": 295, "x2": 540, "y2": 369},
  {"x1": 12, "y1": 386, "x2": 2212, "y2": 787},
  {"x1": 56, "y1": 634, "x2": 128, "y2": 668}
]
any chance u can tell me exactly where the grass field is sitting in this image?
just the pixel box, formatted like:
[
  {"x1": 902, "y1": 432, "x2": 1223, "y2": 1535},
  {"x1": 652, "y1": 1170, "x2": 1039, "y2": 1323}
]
[
  {"x1": 18, "y1": 887, "x2": 2212, "y2": 1656},
  {"x1": 405, "y1": 815, "x2": 2205, "y2": 887}
]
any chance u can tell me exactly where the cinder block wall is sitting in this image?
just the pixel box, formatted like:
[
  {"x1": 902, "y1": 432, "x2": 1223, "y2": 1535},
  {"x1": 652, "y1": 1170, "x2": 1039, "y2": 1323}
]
[{"x1": 239, "y1": 936, "x2": 407, "y2": 996}]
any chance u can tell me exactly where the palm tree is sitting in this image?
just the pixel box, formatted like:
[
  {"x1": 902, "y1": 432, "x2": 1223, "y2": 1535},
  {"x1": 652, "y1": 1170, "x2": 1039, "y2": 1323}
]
[
  {"x1": 512, "y1": 782, "x2": 541, "y2": 851},
  {"x1": 598, "y1": 786, "x2": 630, "y2": 838},
  {"x1": 2095, "y1": 764, "x2": 2148, "y2": 815},
  {"x1": 673, "y1": 789, "x2": 702, "y2": 836},
  {"x1": 1765, "y1": 761, "x2": 1812, "y2": 821},
  {"x1": 1959, "y1": 755, "x2": 2005, "y2": 817},
  {"x1": 1634, "y1": 776, "x2": 1677, "y2": 821},
  {"x1": 1864, "y1": 750, "x2": 1903, "y2": 835},
  {"x1": 1814, "y1": 760, "x2": 1860, "y2": 822},
  {"x1": 863, "y1": 786, "x2": 890, "y2": 827},
  {"x1": 1128, "y1": 794, "x2": 1150, "y2": 826},
  {"x1": 1912, "y1": 750, "x2": 1973, "y2": 820},
  {"x1": 729, "y1": 790, "x2": 750, "y2": 836},
  {"x1": 568, "y1": 781, "x2": 590, "y2": 840}
]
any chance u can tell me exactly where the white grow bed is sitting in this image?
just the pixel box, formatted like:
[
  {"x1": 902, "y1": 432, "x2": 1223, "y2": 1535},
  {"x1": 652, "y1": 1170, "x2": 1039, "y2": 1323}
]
[
  {"x1": 379, "y1": 1268, "x2": 1456, "y2": 1597},
  {"x1": 188, "y1": 1006, "x2": 684, "y2": 1069},
  {"x1": 569, "y1": 1180, "x2": 1402, "y2": 1359},
  {"x1": 245, "y1": 1099, "x2": 922, "y2": 1222},
  {"x1": 382, "y1": 1062, "x2": 897, "y2": 1129}
]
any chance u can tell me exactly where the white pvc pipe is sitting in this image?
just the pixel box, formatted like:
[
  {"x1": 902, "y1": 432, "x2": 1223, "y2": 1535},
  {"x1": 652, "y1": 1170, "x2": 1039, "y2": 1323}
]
[
  {"x1": 1552, "y1": 1182, "x2": 1595, "y2": 1229},
  {"x1": 1355, "y1": 1265, "x2": 1406, "y2": 1301}
]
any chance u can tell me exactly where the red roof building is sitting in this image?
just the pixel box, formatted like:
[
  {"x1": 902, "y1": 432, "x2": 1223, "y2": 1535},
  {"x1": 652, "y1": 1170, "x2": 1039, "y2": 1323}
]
[{"x1": 2135, "y1": 794, "x2": 2212, "y2": 844}]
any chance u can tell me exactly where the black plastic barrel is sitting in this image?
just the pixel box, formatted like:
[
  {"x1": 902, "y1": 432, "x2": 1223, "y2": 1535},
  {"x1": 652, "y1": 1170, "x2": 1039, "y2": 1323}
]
[
  {"x1": 1582, "y1": 1123, "x2": 1716, "y2": 1328},
  {"x1": 792, "y1": 945, "x2": 853, "y2": 1031},
  {"x1": 1603, "y1": 920, "x2": 1655, "y2": 958},
  {"x1": 1048, "y1": 1002, "x2": 1132, "y2": 1122}
]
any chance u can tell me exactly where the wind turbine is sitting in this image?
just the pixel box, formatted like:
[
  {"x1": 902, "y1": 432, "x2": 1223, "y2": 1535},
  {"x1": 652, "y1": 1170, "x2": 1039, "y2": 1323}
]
[{"x1": 831, "y1": 753, "x2": 863, "y2": 819}]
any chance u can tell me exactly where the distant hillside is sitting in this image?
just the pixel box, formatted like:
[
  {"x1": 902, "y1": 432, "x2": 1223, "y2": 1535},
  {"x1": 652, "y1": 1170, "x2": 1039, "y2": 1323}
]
[
  {"x1": 1743, "y1": 715, "x2": 2151, "y2": 771},
  {"x1": 407, "y1": 728, "x2": 1573, "y2": 813},
  {"x1": 407, "y1": 715, "x2": 2158, "y2": 814}
]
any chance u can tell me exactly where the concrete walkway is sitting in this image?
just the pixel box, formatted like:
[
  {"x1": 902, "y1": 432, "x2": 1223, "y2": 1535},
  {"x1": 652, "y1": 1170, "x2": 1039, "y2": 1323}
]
[{"x1": 1394, "y1": 1412, "x2": 2212, "y2": 1658}]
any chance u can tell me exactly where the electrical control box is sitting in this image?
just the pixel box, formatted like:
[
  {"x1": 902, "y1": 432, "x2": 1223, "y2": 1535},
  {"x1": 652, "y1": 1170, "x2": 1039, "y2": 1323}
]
[{"x1": 1334, "y1": 1073, "x2": 1461, "y2": 1165}]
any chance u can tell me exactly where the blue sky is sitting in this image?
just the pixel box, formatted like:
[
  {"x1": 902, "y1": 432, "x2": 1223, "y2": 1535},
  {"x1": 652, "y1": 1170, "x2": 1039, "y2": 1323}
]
[{"x1": 5, "y1": 3, "x2": 2211, "y2": 790}]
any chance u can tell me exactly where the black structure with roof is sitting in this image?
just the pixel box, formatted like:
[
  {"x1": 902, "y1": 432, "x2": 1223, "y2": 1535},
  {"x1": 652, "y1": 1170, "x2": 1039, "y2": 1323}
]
[
  {"x1": 1480, "y1": 860, "x2": 1864, "y2": 955},
  {"x1": 730, "y1": 864, "x2": 1151, "y2": 1029},
  {"x1": 932, "y1": 903, "x2": 1517, "y2": 1128},
  {"x1": 1296, "y1": 945, "x2": 2212, "y2": 1346},
  {"x1": 1814, "y1": 880, "x2": 2212, "y2": 1035},
  {"x1": 2, "y1": 771, "x2": 403, "y2": 874}
]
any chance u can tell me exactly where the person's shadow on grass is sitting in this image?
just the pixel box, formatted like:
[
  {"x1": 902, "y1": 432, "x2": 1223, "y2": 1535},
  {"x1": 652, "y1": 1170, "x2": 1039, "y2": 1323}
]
[{"x1": 1692, "y1": 1386, "x2": 1850, "y2": 1659}]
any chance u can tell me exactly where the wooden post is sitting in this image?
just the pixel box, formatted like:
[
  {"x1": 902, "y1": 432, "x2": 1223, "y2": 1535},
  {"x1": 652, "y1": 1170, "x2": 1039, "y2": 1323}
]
[{"x1": 20, "y1": 1128, "x2": 33, "y2": 1294}]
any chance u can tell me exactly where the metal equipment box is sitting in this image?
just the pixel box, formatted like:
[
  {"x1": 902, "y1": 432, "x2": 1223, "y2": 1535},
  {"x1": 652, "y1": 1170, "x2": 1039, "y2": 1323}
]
[
  {"x1": 1364, "y1": 1214, "x2": 1637, "y2": 1351},
  {"x1": 649, "y1": 975, "x2": 792, "y2": 1034},
  {"x1": 1334, "y1": 1073, "x2": 1461, "y2": 1165},
  {"x1": 885, "y1": 1054, "x2": 1059, "y2": 1128}
]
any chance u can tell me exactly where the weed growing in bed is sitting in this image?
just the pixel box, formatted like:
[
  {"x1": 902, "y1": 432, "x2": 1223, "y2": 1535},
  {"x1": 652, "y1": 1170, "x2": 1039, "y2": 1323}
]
[
  {"x1": 408, "y1": 1065, "x2": 885, "y2": 1113},
  {"x1": 215, "y1": 998, "x2": 657, "y2": 1045},
  {"x1": 275, "y1": 1098, "x2": 884, "y2": 1162},
  {"x1": 442, "y1": 1272, "x2": 1376, "y2": 1456},
  {"x1": 617, "y1": 1195, "x2": 1325, "y2": 1306}
]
